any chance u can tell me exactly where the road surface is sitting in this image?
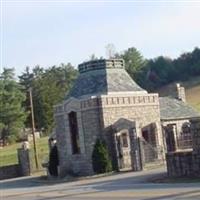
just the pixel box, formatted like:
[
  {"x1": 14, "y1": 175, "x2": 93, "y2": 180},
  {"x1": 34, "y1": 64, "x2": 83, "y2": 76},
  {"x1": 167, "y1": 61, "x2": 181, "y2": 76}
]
[{"x1": 1, "y1": 167, "x2": 200, "y2": 200}]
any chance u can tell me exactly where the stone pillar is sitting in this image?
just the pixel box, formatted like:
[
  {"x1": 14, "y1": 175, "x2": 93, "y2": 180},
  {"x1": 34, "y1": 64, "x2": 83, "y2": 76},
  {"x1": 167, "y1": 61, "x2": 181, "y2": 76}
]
[
  {"x1": 18, "y1": 148, "x2": 31, "y2": 176},
  {"x1": 165, "y1": 124, "x2": 177, "y2": 152},
  {"x1": 191, "y1": 118, "x2": 200, "y2": 153},
  {"x1": 129, "y1": 127, "x2": 143, "y2": 171},
  {"x1": 190, "y1": 118, "x2": 200, "y2": 176},
  {"x1": 113, "y1": 133, "x2": 121, "y2": 171}
]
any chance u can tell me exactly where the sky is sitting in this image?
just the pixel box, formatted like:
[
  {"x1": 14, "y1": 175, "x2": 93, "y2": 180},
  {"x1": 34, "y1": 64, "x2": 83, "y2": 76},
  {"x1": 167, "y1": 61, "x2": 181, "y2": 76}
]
[{"x1": 1, "y1": 0, "x2": 200, "y2": 75}]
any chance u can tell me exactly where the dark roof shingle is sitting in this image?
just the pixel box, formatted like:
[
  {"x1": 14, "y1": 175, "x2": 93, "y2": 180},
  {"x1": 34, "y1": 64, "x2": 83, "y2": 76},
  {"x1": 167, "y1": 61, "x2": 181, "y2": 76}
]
[
  {"x1": 66, "y1": 68, "x2": 145, "y2": 99},
  {"x1": 159, "y1": 97, "x2": 200, "y2": 120}
]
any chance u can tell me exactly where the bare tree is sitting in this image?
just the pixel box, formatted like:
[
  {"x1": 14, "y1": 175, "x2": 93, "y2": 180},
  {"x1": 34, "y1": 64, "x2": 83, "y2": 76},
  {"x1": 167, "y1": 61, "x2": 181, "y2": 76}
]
[{"x1": 105, "y1": 43, "x2": 116, "y2": 59}]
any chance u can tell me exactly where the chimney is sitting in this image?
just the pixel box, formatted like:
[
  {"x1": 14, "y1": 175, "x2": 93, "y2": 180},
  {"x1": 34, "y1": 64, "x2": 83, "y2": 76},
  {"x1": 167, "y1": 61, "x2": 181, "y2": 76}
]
[{"x1": 176, "y1": 83, "x2": 186, "y2": 102}]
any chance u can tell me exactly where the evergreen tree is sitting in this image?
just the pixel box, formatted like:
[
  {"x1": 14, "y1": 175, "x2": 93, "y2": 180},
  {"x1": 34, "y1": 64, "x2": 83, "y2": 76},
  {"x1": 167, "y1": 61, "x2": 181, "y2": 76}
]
[
  {"x1": 92, "y1": 139, "x2": 112, "y2": 174},
  {"x1": 19, "y1": 63, "x2": 78, "y2": 134},
  {"x1": 0, "y1": 68, "x2": 27, "y2": 144},
  {"x1": 118, "y1": 47, "x2": 146, "y2": 81},
  {"x1": 144, "y1": 56, "x2": 175, "y2": 90},
  {"x1": 18, "y1": 66, "x2": 34, "y2": 127},
  {"x1": 116, "y1": 47, "x2": 147, "y2": 88}
]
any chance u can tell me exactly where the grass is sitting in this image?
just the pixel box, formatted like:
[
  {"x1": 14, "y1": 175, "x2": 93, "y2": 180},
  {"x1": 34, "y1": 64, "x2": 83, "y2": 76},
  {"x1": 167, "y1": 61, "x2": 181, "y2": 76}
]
[
  {"x1": 186, "y1": 84, "x2": 200, "y2": 112},
  {"x1": 0, "y1": 136, "x2": 49, "y2": 168},
  {"x1": 30, "y1": 136, "x2": 49, "y2": 170},
  {"x1": 156, "y1": 76, "x2": 200, "y2": 112},
  {"x1": 0, "y1": 142, "x2": 21, "y2": 167}
]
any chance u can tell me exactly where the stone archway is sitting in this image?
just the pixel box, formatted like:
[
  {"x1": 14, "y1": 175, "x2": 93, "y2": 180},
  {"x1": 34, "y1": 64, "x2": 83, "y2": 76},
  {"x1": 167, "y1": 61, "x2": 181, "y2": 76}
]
[{"x1": 112, "y1": 118, "x2": 142, "y2": 171}]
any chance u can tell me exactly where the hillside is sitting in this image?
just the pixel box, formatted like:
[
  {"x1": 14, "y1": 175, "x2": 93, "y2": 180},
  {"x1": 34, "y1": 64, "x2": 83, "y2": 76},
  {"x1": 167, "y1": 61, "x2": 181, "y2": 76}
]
[{"x1": 156, "y1": 76, "x2": 200, "y2": 112}]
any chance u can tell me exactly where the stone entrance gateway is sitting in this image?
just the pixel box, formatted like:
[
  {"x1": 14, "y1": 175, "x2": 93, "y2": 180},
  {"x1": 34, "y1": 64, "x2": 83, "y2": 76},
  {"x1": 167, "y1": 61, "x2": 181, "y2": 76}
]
[
  {"x1": 112, "y1": 119, "x2": 142, "y2": 172},
  {"x1": 54, "y1": 59, "x2": 164, "y2": 176}
]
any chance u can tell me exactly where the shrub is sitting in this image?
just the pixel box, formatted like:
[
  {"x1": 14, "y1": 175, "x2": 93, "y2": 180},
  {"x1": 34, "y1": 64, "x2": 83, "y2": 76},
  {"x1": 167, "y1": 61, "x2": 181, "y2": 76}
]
[{"x1": 92, "y1": 139, "x2": 112, "y2": 174}]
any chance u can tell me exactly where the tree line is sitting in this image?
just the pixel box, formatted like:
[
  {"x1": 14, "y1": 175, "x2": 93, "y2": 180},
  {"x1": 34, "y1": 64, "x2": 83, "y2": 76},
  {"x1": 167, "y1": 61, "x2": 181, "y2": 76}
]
[
  {"x1": 0, "y1": 64, "x2": 77, "y2": 144},
  {"x1": 117, "y1": 47, "x2": 200, "y2": 91},
  {"x1": 0, "y1": 47, "x2": 200, "y2": 145}
]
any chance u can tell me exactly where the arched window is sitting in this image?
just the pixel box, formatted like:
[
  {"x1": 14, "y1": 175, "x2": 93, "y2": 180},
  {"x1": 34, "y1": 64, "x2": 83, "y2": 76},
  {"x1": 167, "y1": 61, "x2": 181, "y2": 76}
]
[
  {"x1": 121, "y1": 132, "x2": 128, "y2": 147},
  {"x1": 179, "y1": 122, "x2": 192, "y2": 149},
  {"x1": 68, "y1": 111, "x2": 80, "y2": 154}
]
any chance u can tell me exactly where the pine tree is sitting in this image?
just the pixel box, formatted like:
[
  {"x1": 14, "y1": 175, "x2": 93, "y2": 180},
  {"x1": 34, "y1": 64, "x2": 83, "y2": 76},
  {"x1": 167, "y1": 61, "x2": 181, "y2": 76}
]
[
  {"x1": 19, "y1": 64, "x2": 78, "y2": 134},
  {"x1": 92, "y1": 139, "x2": 112, "y2": 174},
  {"x1": 0, "y1": 68, "x2": 27, "y2": 144}
]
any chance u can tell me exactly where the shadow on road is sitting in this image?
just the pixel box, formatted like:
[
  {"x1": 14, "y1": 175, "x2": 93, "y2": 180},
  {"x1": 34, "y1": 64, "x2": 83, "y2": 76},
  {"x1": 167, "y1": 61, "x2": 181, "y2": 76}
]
[
  {"x1": 1, "y1": 167, "x2": 200, "y2": 193},
  {"x1": 0, "y1": 176, "x2": 42, "y2": 189}
]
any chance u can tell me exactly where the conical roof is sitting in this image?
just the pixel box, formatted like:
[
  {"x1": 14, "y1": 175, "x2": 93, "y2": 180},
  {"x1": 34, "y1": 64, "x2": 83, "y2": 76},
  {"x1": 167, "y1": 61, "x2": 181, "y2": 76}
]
[{"x1": 65, "y1": 59, "x2": 146, "y2": 99}]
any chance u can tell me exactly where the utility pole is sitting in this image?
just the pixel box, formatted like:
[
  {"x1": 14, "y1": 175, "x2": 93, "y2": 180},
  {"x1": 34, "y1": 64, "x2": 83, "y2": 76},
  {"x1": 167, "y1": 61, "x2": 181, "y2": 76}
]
[{"x1": 29, "y1": 88, "x2": 39, "y2": 169}]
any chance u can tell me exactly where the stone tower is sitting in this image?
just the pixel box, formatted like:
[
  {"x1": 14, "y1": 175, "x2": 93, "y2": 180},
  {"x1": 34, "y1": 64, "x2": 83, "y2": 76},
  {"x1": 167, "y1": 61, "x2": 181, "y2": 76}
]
[{"x1": 54, "y1": 59, "x2": 163, "y2": 177}]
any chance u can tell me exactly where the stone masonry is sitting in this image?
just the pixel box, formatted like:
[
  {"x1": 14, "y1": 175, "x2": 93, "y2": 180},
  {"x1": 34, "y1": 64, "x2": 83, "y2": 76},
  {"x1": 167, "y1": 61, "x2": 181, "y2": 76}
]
[
  {"x1": 54, "y1": 59, "x2": 164, "y2": 177},
  {"x1": 166, "y1": 118, "x2": 200, "y2": 177}
]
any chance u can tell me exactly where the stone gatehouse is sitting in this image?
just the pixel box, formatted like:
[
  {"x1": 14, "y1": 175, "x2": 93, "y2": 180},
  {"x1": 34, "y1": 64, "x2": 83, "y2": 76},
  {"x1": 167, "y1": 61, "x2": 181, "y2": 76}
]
[{"x1": 54, "y1": 59, "x2": 200, "y2": 177}]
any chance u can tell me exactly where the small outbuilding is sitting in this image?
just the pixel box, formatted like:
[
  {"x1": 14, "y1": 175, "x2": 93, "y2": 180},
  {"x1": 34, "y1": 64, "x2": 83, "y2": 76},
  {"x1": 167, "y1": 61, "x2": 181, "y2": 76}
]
[{"x1": 160, "y1": 84, "x2": 200, "y2": 152}]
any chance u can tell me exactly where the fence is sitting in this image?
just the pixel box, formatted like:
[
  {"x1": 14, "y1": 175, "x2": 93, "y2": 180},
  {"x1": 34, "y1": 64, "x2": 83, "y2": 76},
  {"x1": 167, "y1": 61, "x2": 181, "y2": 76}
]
[{"x1": 176, "y1": 134, "x2": 192, "y2": 150}]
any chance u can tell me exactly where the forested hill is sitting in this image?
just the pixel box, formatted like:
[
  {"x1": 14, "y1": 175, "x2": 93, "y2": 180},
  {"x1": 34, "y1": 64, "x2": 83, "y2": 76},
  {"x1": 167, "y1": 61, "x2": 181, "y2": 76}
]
[
  {"x1": 118, "y1": 47, "x2": 200, "y2": 92},
  {"x1": 119, "y1": 47, "x2": 200, "y2": 112}
]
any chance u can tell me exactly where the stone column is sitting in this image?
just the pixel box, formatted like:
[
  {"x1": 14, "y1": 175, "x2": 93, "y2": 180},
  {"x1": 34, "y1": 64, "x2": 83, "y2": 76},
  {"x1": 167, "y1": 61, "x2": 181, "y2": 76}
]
[
  {"x1": 190, "y1": 118, "x2": 200, "y2": 177},
  {"x1": 129, "y1": 127, "x2": 143, "y2": 171},
  {"x1": 191, "y1": 118, "x2": 200, "y2": 153},
  {"x1": 113, "y1": 133, "x2": 121, "y2": 171},
  {"x1": 165, "y1": 124, "x2": 177, "y2": 152},
  {"x1": 18, "y1": 148, "x2": 31, "y2": 176}
]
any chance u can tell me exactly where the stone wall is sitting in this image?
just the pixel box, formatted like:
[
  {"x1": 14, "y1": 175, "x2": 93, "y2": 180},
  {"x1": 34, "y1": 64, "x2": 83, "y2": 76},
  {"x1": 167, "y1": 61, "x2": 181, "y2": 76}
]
[
  {"x1": 166, "y1": 118, "x2": 200, "y2": 177},
  {"x1": 166, "y1": 151, "x2": 200, "y2": 178},
  {"x1": 0, "y1": 148, "x2": 31, "y2": 180},
  {"x1": 166, "y1": 151, "x2": 193, "y2": 177},
  {"x1": 55, "y1": 100, "x2": 102, "y2": 176},
  {"x1": 101, "y1": 94, "x2": 163, "y2": 157},
  {"x1": 0, "y1": 164, "x2": 20, "y2": 180},
  {"x1": 191, "y1": 118, "x2": 200, "y2": 176},
  {"x1": 55, "y1": 93, "x2": 164, "y2": 176}
]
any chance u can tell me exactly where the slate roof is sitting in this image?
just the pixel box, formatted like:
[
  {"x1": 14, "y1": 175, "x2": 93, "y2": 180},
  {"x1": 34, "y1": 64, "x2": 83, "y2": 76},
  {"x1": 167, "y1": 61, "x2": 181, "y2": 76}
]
[
  {"x1": 159, "y1": 97, "x2": 200, "y2": 120},
  {"x1": 65, "y1": 60, "x2": 146, "y2": 99}
]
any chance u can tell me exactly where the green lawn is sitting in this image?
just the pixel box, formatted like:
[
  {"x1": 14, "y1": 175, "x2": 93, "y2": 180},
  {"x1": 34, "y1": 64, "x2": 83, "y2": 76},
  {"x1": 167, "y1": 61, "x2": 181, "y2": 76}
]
[{"x1": 0, "y1": 136, "x2": 49, "y2": 168}]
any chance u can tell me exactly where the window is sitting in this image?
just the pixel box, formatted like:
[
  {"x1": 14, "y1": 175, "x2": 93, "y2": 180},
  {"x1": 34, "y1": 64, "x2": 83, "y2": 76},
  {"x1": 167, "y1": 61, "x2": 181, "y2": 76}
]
[
  {"x1": 68, "y1": 111, "x2": 80, "y2": 154},
  {"x1": 142, "y1": 130, "x2": 149, "y2": 142},
  {"x1": 179, "y1": 122, "x2": 192, "y2": 149},
  {"x1": 122, "y1": 133, "x2": 128, "y2": 147}
]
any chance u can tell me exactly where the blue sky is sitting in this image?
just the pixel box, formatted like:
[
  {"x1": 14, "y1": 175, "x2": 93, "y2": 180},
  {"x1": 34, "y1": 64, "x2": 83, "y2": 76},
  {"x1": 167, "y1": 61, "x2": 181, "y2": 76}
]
[{"x1": 1, "y1": 0, "x2": 200, "y2": 75}]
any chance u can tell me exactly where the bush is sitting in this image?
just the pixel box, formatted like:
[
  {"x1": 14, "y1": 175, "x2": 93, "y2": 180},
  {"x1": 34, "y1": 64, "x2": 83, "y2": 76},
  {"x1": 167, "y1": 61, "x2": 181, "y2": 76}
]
[{"x1": 92, "y1": 139, "x2": 112, "y2": 174}]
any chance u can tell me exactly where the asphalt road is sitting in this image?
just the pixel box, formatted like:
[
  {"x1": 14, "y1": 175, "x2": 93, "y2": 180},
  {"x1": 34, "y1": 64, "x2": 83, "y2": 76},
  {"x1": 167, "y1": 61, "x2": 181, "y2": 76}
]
[{"x1": 1, "y1": 167, "x2": 200, "y2": 200}]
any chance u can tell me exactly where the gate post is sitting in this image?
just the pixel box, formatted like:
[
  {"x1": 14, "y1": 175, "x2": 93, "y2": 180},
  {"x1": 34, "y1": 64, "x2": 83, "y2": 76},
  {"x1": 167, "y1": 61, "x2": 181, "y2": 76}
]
[
  {"x1": 129, "y1": 127, "x2": 143, "y2": 171},
  {"x1": 18, "y1": 145, "x2": 31, "y2": 176},
  {"x1": 190, "y1": 118, "x2": 200, "y2": 176}
]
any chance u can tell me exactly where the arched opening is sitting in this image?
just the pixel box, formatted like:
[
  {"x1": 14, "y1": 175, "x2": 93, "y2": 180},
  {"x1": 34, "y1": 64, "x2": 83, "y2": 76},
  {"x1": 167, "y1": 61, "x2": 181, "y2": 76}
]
[
  {"x1": 178, "y1": 122, "x2": 192, "y2": 149},
  {"x1": 68, "y1": 111, "x2": 80, "y2": 154}
]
